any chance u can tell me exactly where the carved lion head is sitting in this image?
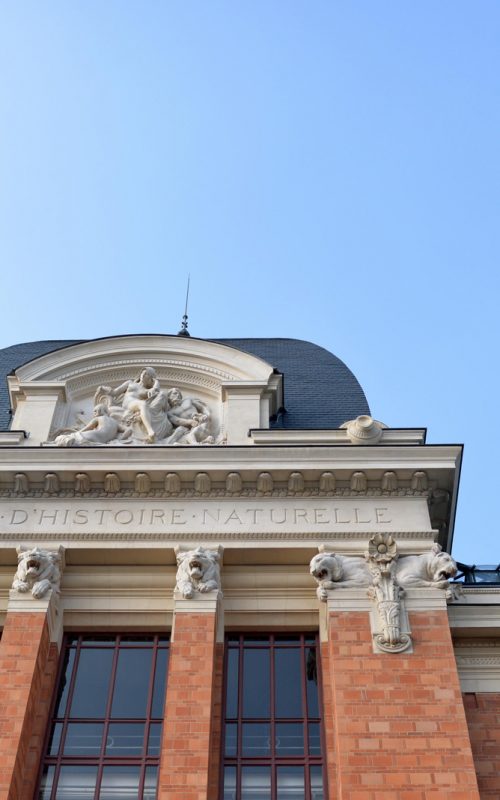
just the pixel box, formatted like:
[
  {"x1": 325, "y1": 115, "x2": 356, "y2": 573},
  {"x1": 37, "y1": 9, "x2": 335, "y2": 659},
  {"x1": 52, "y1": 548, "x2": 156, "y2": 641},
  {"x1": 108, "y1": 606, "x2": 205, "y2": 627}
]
[
  {"x1": 309, "y1": 553, "x2": 343, "y2": 584},
  {"x1": 428, "y1": 544, "x2": 457, "y2": 582}
]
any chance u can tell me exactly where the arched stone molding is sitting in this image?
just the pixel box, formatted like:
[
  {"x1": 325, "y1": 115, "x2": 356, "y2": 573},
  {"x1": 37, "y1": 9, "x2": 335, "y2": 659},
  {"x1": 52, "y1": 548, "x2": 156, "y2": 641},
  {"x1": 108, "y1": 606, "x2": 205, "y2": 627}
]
[{"x1": 7, "y1": 335, "x2": 282, "y2": 445}]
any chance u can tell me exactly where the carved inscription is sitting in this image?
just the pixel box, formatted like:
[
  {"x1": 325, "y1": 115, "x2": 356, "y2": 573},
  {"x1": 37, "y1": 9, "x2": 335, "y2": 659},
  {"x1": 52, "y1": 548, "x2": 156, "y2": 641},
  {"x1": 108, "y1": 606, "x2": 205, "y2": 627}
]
[{"x1": 0, "y1": 498, "x2": 431, "y2": 536}]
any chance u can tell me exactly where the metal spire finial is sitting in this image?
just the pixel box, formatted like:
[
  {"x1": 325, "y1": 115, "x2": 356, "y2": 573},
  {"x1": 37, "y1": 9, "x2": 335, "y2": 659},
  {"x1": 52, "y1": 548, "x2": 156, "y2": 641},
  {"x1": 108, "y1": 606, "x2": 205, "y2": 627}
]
[{"x1": 177, "y1": 275, "x2": 191, "y2": 337}]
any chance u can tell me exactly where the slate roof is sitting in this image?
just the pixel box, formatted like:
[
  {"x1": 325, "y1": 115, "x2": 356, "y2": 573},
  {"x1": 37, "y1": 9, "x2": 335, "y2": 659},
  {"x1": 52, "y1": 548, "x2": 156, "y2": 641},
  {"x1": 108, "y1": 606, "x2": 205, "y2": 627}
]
[{"x1": 0, "y1": 336, "x2": 369, "y2": 431}]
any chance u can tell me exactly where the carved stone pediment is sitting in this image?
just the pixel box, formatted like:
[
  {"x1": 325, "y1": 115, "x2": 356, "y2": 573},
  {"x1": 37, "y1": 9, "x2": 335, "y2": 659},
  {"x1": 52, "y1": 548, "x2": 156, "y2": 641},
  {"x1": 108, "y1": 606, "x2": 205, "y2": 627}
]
[{"x1": 7, "y1": 335, "x2": 282, "y2": 446}]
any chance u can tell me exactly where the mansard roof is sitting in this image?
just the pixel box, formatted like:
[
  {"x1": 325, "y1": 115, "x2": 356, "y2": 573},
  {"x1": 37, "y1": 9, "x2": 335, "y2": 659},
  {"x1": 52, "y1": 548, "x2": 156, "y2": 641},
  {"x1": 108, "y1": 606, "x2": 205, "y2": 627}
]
[{"x1": 0, "y1": 335, "x2": 369, "y2": 430}]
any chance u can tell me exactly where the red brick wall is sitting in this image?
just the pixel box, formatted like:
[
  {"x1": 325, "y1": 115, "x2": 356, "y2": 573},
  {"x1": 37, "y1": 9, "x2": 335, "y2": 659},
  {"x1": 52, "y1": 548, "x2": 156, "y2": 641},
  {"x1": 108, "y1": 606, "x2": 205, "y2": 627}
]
[
  {"x1": 322, "y1": 609, "x2": 480, "y2": 799},
  {"x1": 463, "y1": 692, "x2": 500, "y2": 798},
  {"x1": 159, "y1": 612, "x2": 220, "y2": 800},
  {"x1": 0, "y1": 612, "x2": 58, "y2": 800}
]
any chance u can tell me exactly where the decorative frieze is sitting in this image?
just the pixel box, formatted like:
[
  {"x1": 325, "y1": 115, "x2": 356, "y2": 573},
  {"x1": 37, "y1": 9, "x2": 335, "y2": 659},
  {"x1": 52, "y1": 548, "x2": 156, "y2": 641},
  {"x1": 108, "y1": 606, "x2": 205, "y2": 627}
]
[
  {"x1": 74, "y1": 473, "x2": 90, "y2": 493},
  {"x1": 13, "y1": 473, "x2": 29, "y2": 494},
  {"x1": 226, "y1": 472, "x2": 242, "y2": 494},
  {"x1": 0, "y1": 468, "x2": 437, "y2": 499},
  {"x1": 103, "y1": 473, "x2": 121, "y2": 493},
  {"x1": 256, "y1": 472, "x2": 273, "y2": 494},
  {"x1": 43, "y1": 473, "x2": 59, "y2": 494},
  {"x1": 288, "y1": 472, "x2": 305, "y2": 493},
  {"x1": 135, "y1": 473, "x2": 151, "y2": 493},
  {"x1": 165, "y1": 472, "x2": 181, "y2": 495}
]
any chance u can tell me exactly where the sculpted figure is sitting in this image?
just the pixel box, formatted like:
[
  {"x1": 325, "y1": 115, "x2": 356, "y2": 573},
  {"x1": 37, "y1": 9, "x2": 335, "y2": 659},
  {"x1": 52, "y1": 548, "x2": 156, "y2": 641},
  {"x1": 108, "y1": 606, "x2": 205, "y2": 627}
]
[
  {"x1": 12, "y1": 547, "x2": 61, "y2": 599},
  {"x1": 54, "y1": 404, "x2": 131, "y2": 447},
  {"x1": 166, "y1": 388, "x2": 213, "y2": 444},
  {"x1": 96, "y1": 367, "x2": 172, "y2": 443},
  {"x1": 310, "y1": 552, "x2": 371, "y2": 601},
  {"x1": 175, "y1": 547, "x2": 221, "y2": 598},
  {"x1": 396, "y1": 544, "x2": 458, "y2": 597}
]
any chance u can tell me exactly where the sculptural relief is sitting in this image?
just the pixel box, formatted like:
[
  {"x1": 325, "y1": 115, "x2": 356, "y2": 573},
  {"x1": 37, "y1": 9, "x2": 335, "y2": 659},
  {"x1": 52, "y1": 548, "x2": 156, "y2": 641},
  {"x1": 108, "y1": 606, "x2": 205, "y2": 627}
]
[
  {"x1": 396, "y1": 543, "x2": 458, "y2": 598},
  {"x1": 175, "y1": 546, "x2": 222, "y2": 599},
  {"x1": 309, "y1": 552, "x2": 371, "y2": 601},
  {"x1": 53, "y1": 367, "x2": 215, "y2": 446},
  {"x1": 12, "y1": 546, "x2": 62, "y2": 599}
]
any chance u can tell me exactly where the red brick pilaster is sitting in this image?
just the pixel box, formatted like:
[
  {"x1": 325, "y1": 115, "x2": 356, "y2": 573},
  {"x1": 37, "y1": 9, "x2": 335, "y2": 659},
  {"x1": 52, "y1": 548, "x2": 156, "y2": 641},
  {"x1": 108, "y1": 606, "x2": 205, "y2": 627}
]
[
  {"x1": 159, "y1": 595, "x2": 222, "y2": 800},
  {"x1": 463, "y1": 692, "x2": 500, "y2": 797},
  {"x1": 321, "y1": 603, "x2": 480, "y2": 799},
  {"x1": 0, "y1": 608, "x2": 59, "y2": 800}
]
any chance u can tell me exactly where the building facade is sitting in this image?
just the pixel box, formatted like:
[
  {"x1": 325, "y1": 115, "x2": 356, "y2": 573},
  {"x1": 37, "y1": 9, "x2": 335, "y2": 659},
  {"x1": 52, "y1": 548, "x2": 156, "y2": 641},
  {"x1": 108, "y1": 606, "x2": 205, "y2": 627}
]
[{"x1": 0, "y1": 333, "x2": 498, "y2": 799}]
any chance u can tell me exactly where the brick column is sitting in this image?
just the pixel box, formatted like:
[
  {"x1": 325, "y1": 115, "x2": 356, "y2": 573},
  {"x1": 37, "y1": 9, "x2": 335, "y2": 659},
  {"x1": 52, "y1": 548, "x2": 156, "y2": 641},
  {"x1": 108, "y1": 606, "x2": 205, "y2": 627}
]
[
  {"x1": 320, "y1": 590, "x2": 480, "y2": 799},
  {"x1": 158, "y1": 591, "x2": 223, "y2": 800},
  {"x1": 463, "y1": 692, "x2": 500, "y2": 797},
  {"x1": 0, "y1": 588, "x2": 62, "y2": 800}
]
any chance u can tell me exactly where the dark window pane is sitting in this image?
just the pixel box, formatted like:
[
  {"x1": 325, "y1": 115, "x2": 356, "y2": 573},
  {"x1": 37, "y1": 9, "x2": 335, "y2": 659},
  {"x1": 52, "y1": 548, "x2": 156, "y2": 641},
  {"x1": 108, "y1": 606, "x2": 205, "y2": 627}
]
[
  {"x1": 151, "y1": 648, "x2": 169, "y2": 718},
  {"x1": 69, "y1": 648, "x2": 113, "y2": 718},
  {"x1": 38, "y1": 765, "x2": 55, "y2": 800},
  {"x1": 305, "y1": 647, "x2": 319, "y2": 718},
  {"x1": 148, "y1": 722, "x2": 162, "y2": 756},
  {"x1": 226, "y1": 648, "x2": 239, "y2": 718},
  {"x1": 80, "y1": 635, "x2": 116, "y2": 646},
  {"x1": 308, "y1": 722, "x2": 321, "y2": 755},
  {"x1": 144, "y1": 766, "x2": 158, "y2": 800},
  {"x1": 100, "y1": 766, "x2": 140, "y2": 799},
  {"x1": 243, "y1": 649, "x2": 270, "y2": 718},
  {"x1": 47, "y1": 722, "x2": 62, "y2": 755},
  {"x1": 225, "y1": 722, "x2": 237, "y2": 756},
  {"x1": 64, "y1": 722, "x2": 104, "y2": 755},
  {"x1": 277, "y1": 766, "x2": 304, "y2": 799},
  {"x1": 310, "y1": 766, "x2": 324, "y2": 800},
  {"x1": 54, "y1": 648, "x2": 76, "y2": 717},
  {"x1": 241, "y1": 766, "x2": 271, "y2": 800},
  {"x1": 242, "y1": 636, "x2": 270, "y2": 645},
  {"x1": 224, "y1": 766, "x2": 237, "y2": 800},
  {"x1": 275, "y1": 649, "x2": 302, "y2": 718},
  {"x1": 274, "y1": 636, "x2": 301, "y2": 644},
  {"x1": 242, "y1": 722, "x2": 271, "y2": 757},
  {"x1": 56, "y1": 766, "x2": 97, "y2": 800},
  {"x1": 275, "y1": 722, "x2": 304, "y2": 756},
  {"x1": 111, "y1": 648, "x2": 153, "y2": 718},
  {"x1": 106, "y1": 722, "x2": 145, "y2": 756},
  {"x1": 119, "y1": 635, "x2": 155, "y2": 645}
]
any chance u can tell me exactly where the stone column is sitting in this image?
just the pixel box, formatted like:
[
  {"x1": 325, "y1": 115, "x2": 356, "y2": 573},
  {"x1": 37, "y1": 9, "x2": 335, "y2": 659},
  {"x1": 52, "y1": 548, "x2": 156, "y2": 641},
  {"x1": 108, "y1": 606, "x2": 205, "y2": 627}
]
[
  {"x1": 320, "y1": 589, "x2": 480, "y2": 799},
  {"x1": 0, "y1": 547, "x2": 64, "y2": 800},
  {"x1": 158, "y1": 590, "x2": 223, "y2": 800}
]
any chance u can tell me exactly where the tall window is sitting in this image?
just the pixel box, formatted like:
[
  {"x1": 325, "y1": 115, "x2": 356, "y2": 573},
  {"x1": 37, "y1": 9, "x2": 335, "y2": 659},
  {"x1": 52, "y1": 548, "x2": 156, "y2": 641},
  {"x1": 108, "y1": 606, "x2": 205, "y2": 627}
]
[
  {"x1": 38, "y1": 634, "x2": 169, "y2": 800},
  {"x1": 222, "y1": 634, "x2": 325, "y2": 800}
]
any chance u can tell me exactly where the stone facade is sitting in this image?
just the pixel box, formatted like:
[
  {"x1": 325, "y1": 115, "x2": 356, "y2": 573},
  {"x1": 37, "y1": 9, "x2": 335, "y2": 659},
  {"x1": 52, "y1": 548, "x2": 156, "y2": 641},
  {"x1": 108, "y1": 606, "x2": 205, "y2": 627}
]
[{"x1": 0, "y1": 334, "x2": 497, "y2": 799}]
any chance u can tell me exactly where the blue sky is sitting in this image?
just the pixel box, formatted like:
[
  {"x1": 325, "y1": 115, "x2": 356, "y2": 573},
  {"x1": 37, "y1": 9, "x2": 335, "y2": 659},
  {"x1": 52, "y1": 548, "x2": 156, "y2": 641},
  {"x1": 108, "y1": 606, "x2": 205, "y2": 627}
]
[{"x1": 0, "y1": 2, "x2": 499, "y2": 564}]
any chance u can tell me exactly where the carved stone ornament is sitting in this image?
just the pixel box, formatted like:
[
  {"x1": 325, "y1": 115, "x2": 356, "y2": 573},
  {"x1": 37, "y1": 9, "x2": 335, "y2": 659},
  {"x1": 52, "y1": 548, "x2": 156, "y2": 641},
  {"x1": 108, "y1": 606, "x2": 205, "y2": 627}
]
[
  {"x1": 319, "y1": 472, "x2": 336, "y2": 493},
  {"x1": 288, "y1": 472, "x2": 305, "y2": 493},
  {"x1": 44, "y1": 473, "x2": 60, "y2": 494},
  {"x1": 350, "y1": 471, "x2": 367, "y2": 492},
  {"x1": 74, "y1": 473, "x2": 91, "y2": 493},
  {"x1": 12, "y1": 546, "x2": 63, "y2": 599},
  {"x1": 226, "y1": 472, "x2": 242, "y2": 493},
  {"x1": 14, "y1": 473, "x2": 29, "y2": 494},
  {"x1": 341, "y1": 415, "x2": 387, "y2": 445},
  {"x1": 104, "y1": 473, "x2": 121, "y2": 493},
  {"x1": 256, "y1": 472, "x2": 273, "y2": 494},
  {"x1": 365, "y1": 533, "x2": 412, "y2": 654},
  {"x1": 135, "y1": 473, "x2": 151, "y2": 493},
  {"x1": 175, "y1": 546, "x2": 222, "y2": 599},
  {"x1": 396, "y1": 543, "x2": 458, "y2": 600},
  {"x1": 165, "y1": 473, "x2": 181, "y2": 494},
  {"x1": 52, "y1": 367, "x2": 215, "y2": 447},
  {"x1": 309, "y1": 552, "x2": 371, "y2": 601}
]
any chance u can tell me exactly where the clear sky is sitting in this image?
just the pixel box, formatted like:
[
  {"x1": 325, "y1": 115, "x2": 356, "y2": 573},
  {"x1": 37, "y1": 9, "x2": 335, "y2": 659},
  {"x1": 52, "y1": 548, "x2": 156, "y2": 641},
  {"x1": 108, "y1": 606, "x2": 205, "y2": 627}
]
[{"x1": 0, "y1": 2, "x2": 499, "y2": 564}]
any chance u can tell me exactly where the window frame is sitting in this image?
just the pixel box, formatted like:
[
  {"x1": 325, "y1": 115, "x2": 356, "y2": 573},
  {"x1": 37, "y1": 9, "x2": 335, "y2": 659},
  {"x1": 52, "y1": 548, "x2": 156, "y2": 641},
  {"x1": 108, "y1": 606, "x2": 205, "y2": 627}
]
[
  {"x1": 220, "y1": 633, "x2": 327, "y2": 800},
  {"x1": 37, "y1": 633, "x2": 169, "y2": 800}
]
